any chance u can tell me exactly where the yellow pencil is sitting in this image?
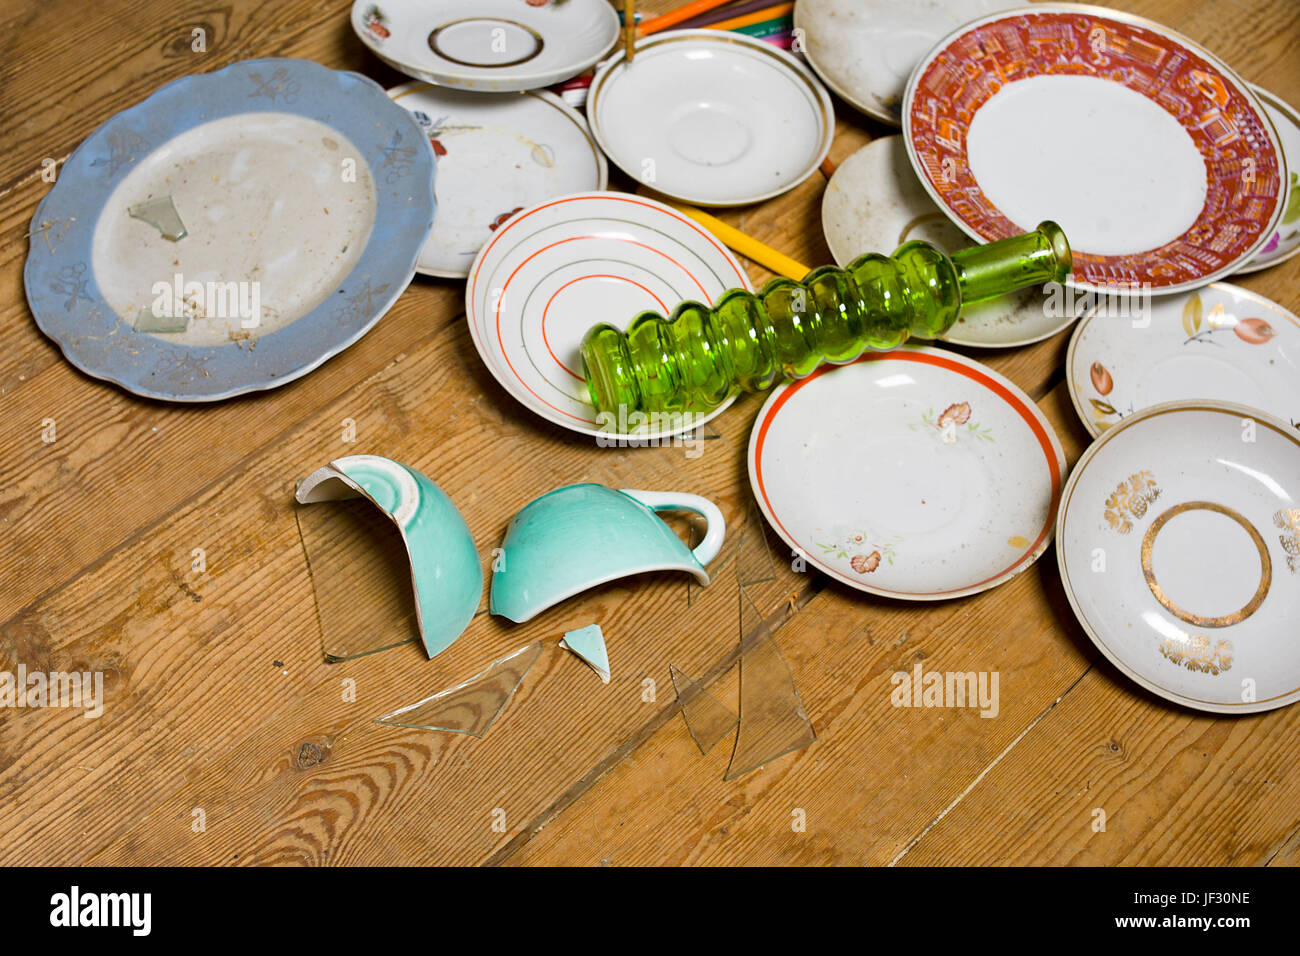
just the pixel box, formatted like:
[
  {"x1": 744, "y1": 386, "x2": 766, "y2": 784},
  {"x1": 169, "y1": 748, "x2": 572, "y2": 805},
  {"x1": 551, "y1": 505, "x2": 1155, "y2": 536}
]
[{"x1": 660, "y1": 200, "x2": 809, "y2": 280}]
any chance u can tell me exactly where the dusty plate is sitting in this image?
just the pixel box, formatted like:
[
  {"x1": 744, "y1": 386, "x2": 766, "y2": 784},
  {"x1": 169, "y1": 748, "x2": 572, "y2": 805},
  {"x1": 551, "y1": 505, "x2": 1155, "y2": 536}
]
[
  {"x1": 1068, "y1": 282, "x2": 1300, "y2": 437},
  {"x1": 748, "y1": 345, "x2": 1065, "y2": 600},
  {"x1": 465, "y1": 191, "x2": 750, "y2": 439},
  {"x1": 389, "y1": 83, "x2": 606, "y2": 278},
  {"x1": 1236, "y1": 85, "x2": 1300, "y2": 274},
  {"x1": 1057, "y1": 401, "x2": 1300, "y2": 714},
  {"x1": 24, "y1": 58, "x2": 434, "y2": 402},
  {"x1": 586, "y1": 30, "x2": 834, "y2": 207},
  {"x1": 822, "y1": 136, "x2": 1082, "y2": 348},
  {"x1": 903, "y1": 3, "x2": 1285, "y2": 295},
  {"x1": 794, "y1": 0, "x2": 1019, "y2": 125},
  {"x1": 353, "y1": 0, "x2": 619, "y2": 92}
]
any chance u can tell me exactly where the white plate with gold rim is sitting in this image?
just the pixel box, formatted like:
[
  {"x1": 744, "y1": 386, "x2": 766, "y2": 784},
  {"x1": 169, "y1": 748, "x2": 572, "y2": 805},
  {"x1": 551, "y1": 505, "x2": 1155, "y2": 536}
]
[
  {"x1": 1057, "y1": 401, "x2": 1300, "y2": 714},
  {"x1": 822, "y1": 136, "x2": 1082, "y2": 348},
  {"x1": 389, "y1": 82, "x2": 606, "y2": 278},
  {"x1": 748, "y1": 345, "x2": 1065, "y2": 600},
  {"x1": 586, "y1": 30, "x2": 834, "y2": 207},
  {"x1": 352, "y1": 0, "x2": 619, "y2": 92},
  {"x1": 794, "y1": 0, "x2": 1019, "y2": 125},
  {"x1": 1236, "y1": 85, "x2": 1300, "y2": 274},
  {"x1": 1067, "y1": 283, "x2": 1300, "y2": 437}
]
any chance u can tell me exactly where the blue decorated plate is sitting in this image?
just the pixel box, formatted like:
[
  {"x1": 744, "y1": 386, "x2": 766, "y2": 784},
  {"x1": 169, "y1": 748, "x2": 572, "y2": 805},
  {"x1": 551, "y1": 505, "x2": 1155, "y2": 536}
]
[{"x1": 25, "y1": 58, "x2": 435, "y2": 401}]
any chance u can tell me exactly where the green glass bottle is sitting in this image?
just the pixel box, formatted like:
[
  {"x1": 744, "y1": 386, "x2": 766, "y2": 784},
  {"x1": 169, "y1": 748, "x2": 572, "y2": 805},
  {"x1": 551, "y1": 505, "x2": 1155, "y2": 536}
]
[{"x1": 581, "y1": 221, "x2": 1071, "y2": 417}]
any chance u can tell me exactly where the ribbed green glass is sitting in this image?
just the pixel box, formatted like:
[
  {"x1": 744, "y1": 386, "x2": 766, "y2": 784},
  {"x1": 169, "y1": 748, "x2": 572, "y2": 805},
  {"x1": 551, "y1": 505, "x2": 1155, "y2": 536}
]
[{"x1": 581, "y1": 221, "x2": 1071, "y2": 416}]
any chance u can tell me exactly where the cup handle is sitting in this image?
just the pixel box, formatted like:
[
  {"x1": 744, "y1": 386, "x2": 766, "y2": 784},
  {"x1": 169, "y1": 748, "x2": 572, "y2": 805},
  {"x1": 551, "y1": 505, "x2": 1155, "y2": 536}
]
[{"x1": 619, "y1": 490, "x2": 726, "y2": 568}]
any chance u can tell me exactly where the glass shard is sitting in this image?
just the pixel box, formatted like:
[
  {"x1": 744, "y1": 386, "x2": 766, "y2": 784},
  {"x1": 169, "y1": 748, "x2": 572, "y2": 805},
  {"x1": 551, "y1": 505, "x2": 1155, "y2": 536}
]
[
  {"x1": 560, "y1": 624, "x2": 610, "y2": 683},
  {"x1": 737, "y1": 500, "x2": 782, "y2": 587},
  {"x1": 376, "y1": 642, "x2": 543, "y2": 737},
  {"x1": 128, "y1": 195, "x2": 188, "y2": 240},
  {"x1": 133, "y1": 306, "x2": 189, "y2": 333},
  {"x1": 295, "y1": 490, "x2": 420, "y2": 661},
  {"x1": 725, "y1": 582, "x2": 816, "y2": 779},
  {"x1": 670, "y1": 664, "x2": 737, "y2": 755}
]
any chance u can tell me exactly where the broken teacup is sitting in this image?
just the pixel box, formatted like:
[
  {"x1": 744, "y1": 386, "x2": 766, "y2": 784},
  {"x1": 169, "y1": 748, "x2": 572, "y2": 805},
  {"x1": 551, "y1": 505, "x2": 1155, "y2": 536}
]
[
  {"x1": 489, "y1": 483, "x2": 725, "y2": 623},
  {"x1": 296, "y1": 455, "x2": 482, "y2": 659}
]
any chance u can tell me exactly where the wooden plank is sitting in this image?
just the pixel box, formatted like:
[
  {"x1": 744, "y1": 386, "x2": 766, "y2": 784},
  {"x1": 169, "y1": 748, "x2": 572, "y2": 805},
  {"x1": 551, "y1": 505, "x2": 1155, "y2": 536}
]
[{"x1": 895, "y1": 667, "x2": 1300, "y2": 865}]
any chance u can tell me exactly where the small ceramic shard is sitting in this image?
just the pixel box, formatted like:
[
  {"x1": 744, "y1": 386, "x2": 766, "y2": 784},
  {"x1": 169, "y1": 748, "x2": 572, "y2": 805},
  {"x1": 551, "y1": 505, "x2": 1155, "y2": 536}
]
[
  {"x1": 560, "y1": 624, "x2": 610, "y2": 683},
  {"x1": 132, "y1": 306, "x2": 189, "y2": 333},
  {"x1": 128, "y1": 195, "x2": 188, "y2": 241},
  {"x1": 669, "y1": 664, "x2": 737, "y2": 755},
  {"x1": 375, "y1": 642, "x2": 544, "y2": 737},
  {"x1": 725, "y1": 579, "x2": 816, "y2": 780},
  {"x1": 295, "y1": 455, "x2": 483, "y2": 659}
]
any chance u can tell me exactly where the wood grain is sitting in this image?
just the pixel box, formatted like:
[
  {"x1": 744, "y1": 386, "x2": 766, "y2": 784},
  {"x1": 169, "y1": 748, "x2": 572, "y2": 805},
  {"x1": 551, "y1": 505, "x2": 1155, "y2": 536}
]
[{"x1": 0, "y1": 0, "x2": 1298, "y2": 866}]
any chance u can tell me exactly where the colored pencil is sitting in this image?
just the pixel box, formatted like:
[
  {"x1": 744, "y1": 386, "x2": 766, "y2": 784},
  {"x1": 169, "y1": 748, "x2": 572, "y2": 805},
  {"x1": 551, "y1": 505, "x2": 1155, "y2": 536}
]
[
  {"x1": 674, "y1": 0, "x2": 783, "y2": 29},
  {"x1": 731, "y1": 15, "x2": 793, "y2": 39},
  {"x1": 704, "y1": 2, "x2": 793, "y2": 33},
  {"x1": 639, "y1": 0, "x2": 736, "y2": 36},
  {"x1": 661, "y1": 200, "x2": 809, "y2": 279}
]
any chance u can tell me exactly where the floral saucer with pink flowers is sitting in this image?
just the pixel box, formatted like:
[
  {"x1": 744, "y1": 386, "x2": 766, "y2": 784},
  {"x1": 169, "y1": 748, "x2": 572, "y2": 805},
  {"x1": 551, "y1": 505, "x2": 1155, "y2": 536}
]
[{"x1": 748, "y1": 345, "x2": 1065, "y2": 601}]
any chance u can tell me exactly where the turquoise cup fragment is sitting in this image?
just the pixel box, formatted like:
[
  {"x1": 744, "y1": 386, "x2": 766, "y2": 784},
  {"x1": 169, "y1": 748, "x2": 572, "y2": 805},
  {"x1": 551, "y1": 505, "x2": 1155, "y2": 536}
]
[
  {"x1": 296, "y1": 455, "x2": 482, "y2": 659},
  {"x1": 490, "y1": 483, "x2": 726, "y2": 623}
]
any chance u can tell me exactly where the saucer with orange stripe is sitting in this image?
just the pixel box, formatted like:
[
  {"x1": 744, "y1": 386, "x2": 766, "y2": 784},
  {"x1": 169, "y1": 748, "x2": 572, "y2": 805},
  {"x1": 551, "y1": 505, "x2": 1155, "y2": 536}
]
[
  {"x1": 465, "y1": 191, "x2": 751, "y2": 440},
  {"x1": 747, "y1": 345, "x2": 1065, "y2": 600}
]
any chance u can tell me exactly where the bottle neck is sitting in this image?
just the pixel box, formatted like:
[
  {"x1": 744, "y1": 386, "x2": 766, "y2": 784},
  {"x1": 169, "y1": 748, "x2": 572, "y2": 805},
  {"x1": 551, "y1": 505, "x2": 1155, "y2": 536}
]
[{"x1": 950, "y1": 220, "x2": 1071, "y2": 306}]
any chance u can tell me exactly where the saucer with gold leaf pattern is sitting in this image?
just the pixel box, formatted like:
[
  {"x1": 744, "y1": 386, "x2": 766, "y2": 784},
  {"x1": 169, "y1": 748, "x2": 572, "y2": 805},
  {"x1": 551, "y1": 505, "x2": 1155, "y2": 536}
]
[{"x1": 1057, "y1": 400, "x2": 1300, "y2": 713}]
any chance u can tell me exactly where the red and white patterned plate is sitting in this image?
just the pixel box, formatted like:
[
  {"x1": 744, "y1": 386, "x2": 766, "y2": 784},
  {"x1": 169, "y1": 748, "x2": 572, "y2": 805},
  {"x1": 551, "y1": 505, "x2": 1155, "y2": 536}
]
[{"x1": 902, "y1": 3, "x2": 1285, "y2": 294}]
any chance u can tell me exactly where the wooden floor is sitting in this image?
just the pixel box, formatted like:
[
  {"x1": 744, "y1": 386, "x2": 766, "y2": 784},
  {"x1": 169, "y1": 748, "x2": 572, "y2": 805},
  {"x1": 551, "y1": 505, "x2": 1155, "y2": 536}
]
[{"x1": 2, "y1": 0, "x2": 1298, "y2": 866}]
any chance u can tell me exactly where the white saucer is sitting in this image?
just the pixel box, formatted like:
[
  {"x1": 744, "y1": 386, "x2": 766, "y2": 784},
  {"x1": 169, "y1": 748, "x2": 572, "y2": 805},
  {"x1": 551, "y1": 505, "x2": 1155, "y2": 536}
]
[
  {"x1": 1236, "y1": 85, "x2": 1300, "y2": 274},
  {"x1": 1057, "y1": 401, "x2": 1300, "y2": 714},
  {"x1": 794, "y1": 0, "x2": 1018, "y2": 125},
  {"x1": 1068, "y1": 282, "x2": 1300, "y2": 437},
  {"x1": 586, "y1": 30, "x2": 834, "y2": 207},
  {"x1": 902, "y1": 4, "x2": 1285, "y2": 294},
  {"x1": 389, "y1": 83, "x2": 606, "y2": 278},
  {"x1": 749, "y1": 345, "x2": 1065, "y2": 600},
  {"x1": 352, "y1": 0, "x2": 619, "y2": 92},
  {"x1": 822, "y1": 136, "x2": 1080, "y2": 348},
  {"x1": 466, "y1": 191, "x2": 751, "y2": 439}
]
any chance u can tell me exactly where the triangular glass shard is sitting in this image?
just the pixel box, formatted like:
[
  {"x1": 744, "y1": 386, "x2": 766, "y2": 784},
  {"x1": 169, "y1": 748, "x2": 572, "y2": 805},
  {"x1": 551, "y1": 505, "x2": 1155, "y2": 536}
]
[
  {"x1": 670, "y1": 664, "x2": 738, "y2": 755},
  {"x1": 737, "y1": 500, "x2": 782, "y2": 587},
  {"x1": 375, "y1": 642, "x2": 543, "y2": 737},
  {"x1": 128, "y1": 195, "x2": 187, "y2": 241},
  {"x1": 295, "y1": 491, "x2": 420, "y2": 661},
  {"x1": 725, "y1": 582, "x2": 816, "y2": 779},
  {"x1": 560, "y1": 625, "x2": 610, "y2": 683},
  {"x1": 133, "y1": 306, "x2": 189, "y2": 333}
]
